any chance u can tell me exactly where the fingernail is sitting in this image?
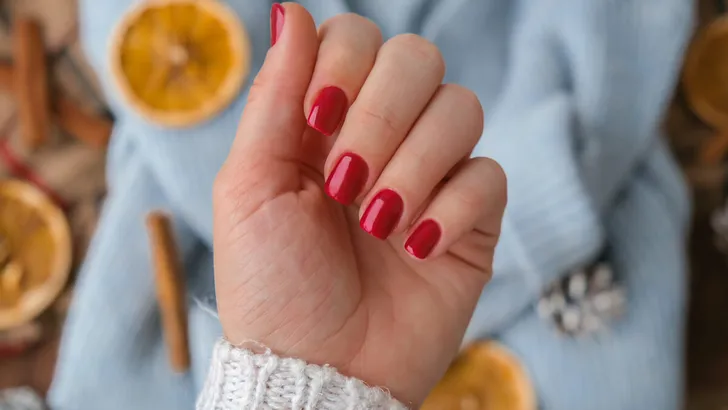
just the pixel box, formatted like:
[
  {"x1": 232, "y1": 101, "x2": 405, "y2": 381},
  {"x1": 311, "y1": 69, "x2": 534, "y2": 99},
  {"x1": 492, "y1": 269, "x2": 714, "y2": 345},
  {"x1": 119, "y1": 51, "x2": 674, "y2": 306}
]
[
  {"x1": 308, "y1": 86, "x2": 348, "y2": 136},
  {"x1": 360, "y1": 189, "x2": 404, "y2": 240},
  {"x1": 405, "y1": 219, "x2": 442, "y2": 259},
  {"x1": 325, "y1": 153, "x2": 368, "y2": 205},
  {"x1": 270, "y1": 3, "x2": 285, "y2": 46}
]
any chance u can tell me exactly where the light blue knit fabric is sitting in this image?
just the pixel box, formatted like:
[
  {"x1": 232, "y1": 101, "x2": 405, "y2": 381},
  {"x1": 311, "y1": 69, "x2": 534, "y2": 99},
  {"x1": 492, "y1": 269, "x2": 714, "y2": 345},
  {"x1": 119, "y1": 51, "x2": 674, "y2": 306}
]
[{"x1": 49, "y1": 1, "x2": 693, "y2": 409}]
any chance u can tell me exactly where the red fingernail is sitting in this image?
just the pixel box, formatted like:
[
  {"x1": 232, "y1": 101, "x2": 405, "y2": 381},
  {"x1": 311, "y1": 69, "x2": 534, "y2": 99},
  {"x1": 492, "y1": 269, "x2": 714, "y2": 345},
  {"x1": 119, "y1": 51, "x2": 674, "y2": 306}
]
[
  {"x1": 405, "y1": 219, "x2": 442, "y2": 259},
  {"x1": 325, "y1": 153, "x2": 368, "y2": 205},
  {"x1": 271, "y1": 3, "x2": 284, "y2": 46},
  {"x1": 308, "y1": 86, "x2": 348, "y2": 136},
  {"x1": 360, "y1": 189, "x2": 404, "y2": 240}
]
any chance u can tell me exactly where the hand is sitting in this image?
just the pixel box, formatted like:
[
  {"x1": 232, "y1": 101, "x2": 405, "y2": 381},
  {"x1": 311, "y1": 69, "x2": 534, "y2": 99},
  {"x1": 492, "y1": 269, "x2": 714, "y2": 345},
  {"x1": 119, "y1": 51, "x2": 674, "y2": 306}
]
[{"x1": 213, "y1": 4, "x2": 506, "y2": 405}]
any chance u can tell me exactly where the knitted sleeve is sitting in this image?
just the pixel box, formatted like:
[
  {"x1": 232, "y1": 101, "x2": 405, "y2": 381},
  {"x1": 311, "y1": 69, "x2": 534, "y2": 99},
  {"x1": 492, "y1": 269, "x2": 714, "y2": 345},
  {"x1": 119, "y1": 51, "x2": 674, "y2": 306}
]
[
  {"x1": 463, "y1": 0, "x2": 692, "y2": 339},
  {"x1": 196, "y1": 339, "x2": 407, "y2": 409}
]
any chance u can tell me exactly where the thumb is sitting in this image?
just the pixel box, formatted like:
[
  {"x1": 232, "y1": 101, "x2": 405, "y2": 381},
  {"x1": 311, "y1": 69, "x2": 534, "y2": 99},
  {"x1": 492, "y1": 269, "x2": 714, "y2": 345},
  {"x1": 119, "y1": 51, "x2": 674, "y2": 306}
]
[{"x1": 217, "y1": 3, "x2": 319, "y2": 214}]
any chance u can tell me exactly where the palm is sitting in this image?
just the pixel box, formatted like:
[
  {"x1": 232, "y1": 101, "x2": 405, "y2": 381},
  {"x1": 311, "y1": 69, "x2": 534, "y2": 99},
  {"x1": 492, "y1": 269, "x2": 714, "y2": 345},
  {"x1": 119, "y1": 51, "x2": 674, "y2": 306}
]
[{"x1": 214, "y1": 168, "x2": 493, "y2": 404}]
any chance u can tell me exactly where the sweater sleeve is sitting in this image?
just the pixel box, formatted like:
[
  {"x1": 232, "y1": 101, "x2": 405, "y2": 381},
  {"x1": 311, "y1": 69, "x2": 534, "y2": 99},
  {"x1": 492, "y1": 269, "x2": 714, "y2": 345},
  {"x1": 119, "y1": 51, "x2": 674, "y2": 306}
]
[
  {"x1": 196, "y1": 339, "x2": 407, "y2": 410},
  {"x1": 462, "y1": 0, "x2": 692, "y2": 339}
]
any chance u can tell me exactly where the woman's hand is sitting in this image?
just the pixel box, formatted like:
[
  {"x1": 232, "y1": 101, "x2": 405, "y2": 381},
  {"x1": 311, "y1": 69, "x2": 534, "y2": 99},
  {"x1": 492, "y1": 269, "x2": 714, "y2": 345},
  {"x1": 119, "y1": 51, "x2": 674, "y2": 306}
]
[{"x1": 213, "y1": 4, "x2": 506, "y2": 405}]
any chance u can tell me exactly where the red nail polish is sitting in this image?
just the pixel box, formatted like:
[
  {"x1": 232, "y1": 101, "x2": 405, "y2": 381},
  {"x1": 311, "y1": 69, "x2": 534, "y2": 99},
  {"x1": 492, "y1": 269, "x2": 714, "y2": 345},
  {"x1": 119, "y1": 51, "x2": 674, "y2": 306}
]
[
  {"x1": 325, "y1": 153, "x2": 368, "y2": 205},
  {"x1": 271, "y1": 3, "x2": 285, "y2": 46},
  {"x1": 405, "y1": 219, "x2": 442, "y2": 259},
  {"x1": 360, "y1": 189, "x2": 404, "y2": 240},
  {"x1": 308, "y1": 86, "x2": 348, "y2": 136}
]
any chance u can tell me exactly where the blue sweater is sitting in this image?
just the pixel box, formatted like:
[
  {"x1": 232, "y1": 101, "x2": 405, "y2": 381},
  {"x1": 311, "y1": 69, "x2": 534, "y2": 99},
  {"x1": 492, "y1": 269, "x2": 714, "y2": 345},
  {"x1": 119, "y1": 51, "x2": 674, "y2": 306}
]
[{"x1": 49, "y1": 0, "x2": 693, "y2": 409}]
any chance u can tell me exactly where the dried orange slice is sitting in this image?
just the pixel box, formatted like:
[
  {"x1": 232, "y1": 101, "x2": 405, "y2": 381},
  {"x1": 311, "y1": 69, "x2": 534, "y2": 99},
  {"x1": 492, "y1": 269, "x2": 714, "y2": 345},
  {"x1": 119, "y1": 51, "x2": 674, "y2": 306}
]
[
  {"x1": 0, "y1": 180, "x2": 72, "y2": 330},
  {"x1": 110, "y1": 0, "x2": 250, "y2": 127},
  {"x1": 684, "y1": 16, "x2": 728, "y2": 130},
  {"x1": 421, "y1": 342, "x2": 536, "y2": 410}
]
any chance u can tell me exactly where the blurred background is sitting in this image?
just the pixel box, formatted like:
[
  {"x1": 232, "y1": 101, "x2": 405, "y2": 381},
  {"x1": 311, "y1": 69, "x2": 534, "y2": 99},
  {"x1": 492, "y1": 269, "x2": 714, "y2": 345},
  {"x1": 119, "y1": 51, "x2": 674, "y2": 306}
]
[
  {"x1": 0, "y1": 0, "x2": 108, "y2": 401},
  {"x1": 0, "y1": 0, "x2": 727, "y2": 409}
]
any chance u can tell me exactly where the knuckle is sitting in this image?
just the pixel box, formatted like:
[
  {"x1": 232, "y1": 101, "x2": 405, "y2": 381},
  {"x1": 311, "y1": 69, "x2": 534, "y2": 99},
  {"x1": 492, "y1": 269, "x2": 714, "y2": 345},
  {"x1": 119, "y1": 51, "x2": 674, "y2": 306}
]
[
  {"x1": 355, "y1": 104, "x2": 400, "y2": 137},
  {"x1": 310, "y1": 16, "x2": 382, "y2": 102},
  {"x1": 385, "y1": 34, "x2": 445, "y2": 77},
  {"x1": 322, "y1": 13, "x2": 382, "y2": 43},
  {"x1": 480, "y1": 265, "x2": 495, "y2": 284},
  {"x1": 486, "y1": 158, "x2": 507, "y2": 193},
  {"x1": 317, "y1": 48, "x2": 355, "y2": 82},
  {"x1": 355, "y1": 15, "x2": 383, "y2": 43},
  {"x1": 434, "y1": 84, "x2": 484, "y2": 141},
  {"x1": 451, "y1": 186, "x2": 484, "y2": 215},
  {"x1": 441, "y1": 84, "x2": 484, "y2": 129},
  {"x1": 449, "y1": 157, "x2": 508, "y2": 213},
  {"x1": 473, "y1": 157, "x2": 508, "y2": 205}
]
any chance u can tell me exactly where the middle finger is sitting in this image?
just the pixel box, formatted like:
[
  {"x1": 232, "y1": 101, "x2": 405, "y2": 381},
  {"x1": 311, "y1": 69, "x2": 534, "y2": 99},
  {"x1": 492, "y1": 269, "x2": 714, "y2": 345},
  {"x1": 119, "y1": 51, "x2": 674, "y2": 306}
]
[{"x1": 323, "y1": 34, "x2": 445, "y2": 205}]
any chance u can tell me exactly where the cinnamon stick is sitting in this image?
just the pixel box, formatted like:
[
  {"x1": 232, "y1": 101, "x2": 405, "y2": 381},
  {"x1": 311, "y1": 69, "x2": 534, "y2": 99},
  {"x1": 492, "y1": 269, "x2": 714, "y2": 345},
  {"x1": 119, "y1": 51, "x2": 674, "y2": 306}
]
[
  {"x1": 55, "y1": 96, "x2": 112, "y2": 149},
  {"x1": 0, "y1": 62, "x2": 112, "y2": 149},
  {"x1": 145, "y1": 211, "x2": 190, "y2": 373},
  {"x1": 0, "y1": 63, "x2": 13, "y2": 90},
  {"x1": 13, "y1": 18, "x2": 51, "y2": 150}
]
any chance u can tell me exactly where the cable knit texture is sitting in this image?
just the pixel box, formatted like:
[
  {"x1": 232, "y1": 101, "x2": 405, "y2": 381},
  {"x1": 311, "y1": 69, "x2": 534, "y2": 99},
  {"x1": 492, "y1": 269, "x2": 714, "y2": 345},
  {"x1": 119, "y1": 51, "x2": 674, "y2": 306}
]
[{"x1": 196, "y1": 340, "x2": 406, "y2": 410}]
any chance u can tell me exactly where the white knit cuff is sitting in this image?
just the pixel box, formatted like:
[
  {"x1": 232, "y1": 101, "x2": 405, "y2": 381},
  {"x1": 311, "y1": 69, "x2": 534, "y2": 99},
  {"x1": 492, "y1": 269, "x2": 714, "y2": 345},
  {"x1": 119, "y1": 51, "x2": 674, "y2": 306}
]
[{"x1": 197, "y1": 339, "x2": 408, "y2": 410}]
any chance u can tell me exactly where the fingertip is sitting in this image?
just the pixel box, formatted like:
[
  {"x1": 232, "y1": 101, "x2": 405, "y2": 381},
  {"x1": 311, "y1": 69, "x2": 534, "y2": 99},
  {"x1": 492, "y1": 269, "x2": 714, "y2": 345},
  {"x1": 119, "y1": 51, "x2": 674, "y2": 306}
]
[
  {"x1": 477, "y1": 156, "x2": 508, "y2": 215},
  {"x1": 246, "y1": 2, "x2": 319, "y2": 106},
  {"x1": 261, "y1": 2, "x2": 318, "y2": 85},
  {"x1": 270, "y1": 2, "x2": 317, "y2": 51}
]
